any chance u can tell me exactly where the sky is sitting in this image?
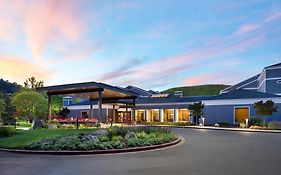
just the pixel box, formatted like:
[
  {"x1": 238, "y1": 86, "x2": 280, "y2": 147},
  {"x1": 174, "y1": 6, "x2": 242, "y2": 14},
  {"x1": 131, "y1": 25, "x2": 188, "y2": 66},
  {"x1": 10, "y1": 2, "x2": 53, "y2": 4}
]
[{"x1": 0, "y1": 0, "x2": 280, "y2": 91}]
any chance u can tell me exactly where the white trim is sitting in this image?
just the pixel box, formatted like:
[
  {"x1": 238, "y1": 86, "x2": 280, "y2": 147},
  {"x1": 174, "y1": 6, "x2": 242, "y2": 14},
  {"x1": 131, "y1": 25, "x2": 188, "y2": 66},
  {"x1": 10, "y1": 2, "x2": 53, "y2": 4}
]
[
  {"x1": 243, "y1": 87, "x2": 258, "y2": 90},
  {"x1": 136, "y1": 102, "x2": 193, "y2": 107},
  {"x1": 67, "y1": 104, "x2": 114, "y2": 110},
  {"x1": 237, "y1": 79, "x2": 257, "y2": 89},
  {"x1": 233, "y1": 106, "x2": 250, "y2": 124},
  {"x1": 257, "y1": 77, "x2": 281, "y2": 89},
  {"x1": 202, "y1": 97, "x2": 281, "y2": 106},
  {"x1": 277, "y1": 80, "x2": 281, "y2": 84}
]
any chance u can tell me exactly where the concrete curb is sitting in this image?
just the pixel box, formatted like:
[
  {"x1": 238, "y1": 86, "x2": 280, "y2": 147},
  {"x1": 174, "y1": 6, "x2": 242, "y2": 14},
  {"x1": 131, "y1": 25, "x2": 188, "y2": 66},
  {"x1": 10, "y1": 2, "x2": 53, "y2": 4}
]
[
  {"x1": 0, "y1": 137, "x2": 181, "y2": 155},
  {"x1": 143, "y1": 125, "x2": 281, "y2": 134}
]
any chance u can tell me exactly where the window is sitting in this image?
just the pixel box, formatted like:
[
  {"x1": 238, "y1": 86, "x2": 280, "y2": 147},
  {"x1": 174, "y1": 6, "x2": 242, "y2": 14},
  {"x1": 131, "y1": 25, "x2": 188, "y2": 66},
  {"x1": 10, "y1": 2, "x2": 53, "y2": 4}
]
[{"x1": 277, "y1": 80, "x2": 281, "y2": 84}]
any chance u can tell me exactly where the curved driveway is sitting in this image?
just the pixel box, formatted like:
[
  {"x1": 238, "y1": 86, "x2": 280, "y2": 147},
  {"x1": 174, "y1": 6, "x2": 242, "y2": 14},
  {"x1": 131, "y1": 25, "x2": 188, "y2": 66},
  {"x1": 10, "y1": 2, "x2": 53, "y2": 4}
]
[{"x1": 1, "y1": 128, "x2": 281, "y2": 175}]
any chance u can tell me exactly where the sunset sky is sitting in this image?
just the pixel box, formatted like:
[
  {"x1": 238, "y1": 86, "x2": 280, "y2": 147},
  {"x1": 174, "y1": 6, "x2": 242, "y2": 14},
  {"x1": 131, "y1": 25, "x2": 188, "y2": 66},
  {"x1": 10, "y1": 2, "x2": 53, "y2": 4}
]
[{"x1": 0, "y1": 0, "x2": 280, "y2": 91}]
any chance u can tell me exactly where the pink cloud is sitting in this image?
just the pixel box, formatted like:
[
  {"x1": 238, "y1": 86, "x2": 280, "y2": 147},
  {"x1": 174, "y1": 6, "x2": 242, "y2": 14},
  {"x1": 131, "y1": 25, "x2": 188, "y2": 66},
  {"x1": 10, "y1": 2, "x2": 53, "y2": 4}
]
[
  {"x1": 0, "y1": 55, "x2": 53, "y2": 84},
  {"x1": 265, "y1": 11, "x2": 281, "y2": 22},
  {"x1": 234, "y1": 24, "x2": 259, "y2": 35}
]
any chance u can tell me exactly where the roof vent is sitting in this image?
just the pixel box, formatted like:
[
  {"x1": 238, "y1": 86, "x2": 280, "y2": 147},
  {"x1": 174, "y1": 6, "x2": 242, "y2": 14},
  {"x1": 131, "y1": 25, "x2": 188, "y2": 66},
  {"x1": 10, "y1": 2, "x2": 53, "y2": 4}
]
[{"x1": 174, "y1": 91, "x2": 183, "y2": 97}]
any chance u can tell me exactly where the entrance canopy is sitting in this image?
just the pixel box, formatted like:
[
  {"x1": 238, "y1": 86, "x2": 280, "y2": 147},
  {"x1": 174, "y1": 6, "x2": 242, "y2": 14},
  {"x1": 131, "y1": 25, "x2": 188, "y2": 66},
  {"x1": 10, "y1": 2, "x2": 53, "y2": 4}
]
[
  {"x1": 37, "y1": 81, "x2": 138, "y2": 100},
  {"x1": 36, "y1": 81, "x2": 138, "y2": 122}
]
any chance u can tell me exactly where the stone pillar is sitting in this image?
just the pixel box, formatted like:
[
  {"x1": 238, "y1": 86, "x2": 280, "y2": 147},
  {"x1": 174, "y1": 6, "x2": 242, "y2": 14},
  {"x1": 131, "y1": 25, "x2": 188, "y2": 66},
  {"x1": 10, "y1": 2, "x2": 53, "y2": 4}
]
[
  {"x1": 89, "y1": 99, "x2": 94, "y2": 119},
  {"x1": 112, "y1": 105, "x2": 116, "y2": 123},
  {"x1": 98, "y1": 90, "x2": 102, "y2": 123},
  {"x1": 159, "y1": 109, "x2": 164, "y2": 122},
  {"x1": 174, "y1": 109, "x2": 178, "y2": 122},
  {"x1": 145, "y1": 110, "x2": 149, "y2": 122},
  {"x1": 132, "y1": 99, "x2": 136, "y2": 123},
  {"x1": 47, "y1": 94, "x2": 51, "y2": 121}
]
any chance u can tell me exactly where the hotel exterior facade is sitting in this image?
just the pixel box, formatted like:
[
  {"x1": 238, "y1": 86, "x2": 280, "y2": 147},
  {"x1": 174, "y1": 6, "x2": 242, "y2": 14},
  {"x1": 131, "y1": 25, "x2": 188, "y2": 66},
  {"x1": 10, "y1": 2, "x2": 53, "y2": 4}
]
[{"x1": 63, "y1": 63, "x2": 281, "y2": 125}]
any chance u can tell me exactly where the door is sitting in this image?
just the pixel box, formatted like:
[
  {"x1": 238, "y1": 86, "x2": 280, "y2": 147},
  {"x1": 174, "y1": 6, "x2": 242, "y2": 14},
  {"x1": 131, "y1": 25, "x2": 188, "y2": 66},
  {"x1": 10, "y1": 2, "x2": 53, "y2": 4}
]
[{"x1": 235, "y1": 107, "x2": 249, "y2": 123}]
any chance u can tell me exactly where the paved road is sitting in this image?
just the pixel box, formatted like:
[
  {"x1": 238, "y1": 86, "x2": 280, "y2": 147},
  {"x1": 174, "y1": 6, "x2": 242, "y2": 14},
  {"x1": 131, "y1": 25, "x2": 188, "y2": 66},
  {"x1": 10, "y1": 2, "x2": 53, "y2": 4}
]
[{"x1": 1, "y1": 128, "x2": 281, "y2": 175}]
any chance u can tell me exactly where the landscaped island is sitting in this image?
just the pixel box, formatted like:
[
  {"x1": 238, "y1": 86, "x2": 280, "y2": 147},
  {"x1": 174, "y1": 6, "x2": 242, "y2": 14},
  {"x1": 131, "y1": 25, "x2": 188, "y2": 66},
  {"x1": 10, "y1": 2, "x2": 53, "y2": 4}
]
[{"x1": 0, "y1": 127, "x2": 179, "y2": 152}]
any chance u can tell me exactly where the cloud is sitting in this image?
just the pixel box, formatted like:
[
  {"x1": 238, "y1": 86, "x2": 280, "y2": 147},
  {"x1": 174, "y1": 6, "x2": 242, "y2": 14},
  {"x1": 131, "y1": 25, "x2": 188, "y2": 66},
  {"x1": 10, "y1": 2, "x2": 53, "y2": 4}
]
[
  {"x1": 265, "y1": 11, "x2": 281, "y2": 22},
  {"x1": 234, "y1": 24, "x2": 259, "y2": 36},
  {"x1": 0, "y1": 55, "x2": 53, "y2": 84}
]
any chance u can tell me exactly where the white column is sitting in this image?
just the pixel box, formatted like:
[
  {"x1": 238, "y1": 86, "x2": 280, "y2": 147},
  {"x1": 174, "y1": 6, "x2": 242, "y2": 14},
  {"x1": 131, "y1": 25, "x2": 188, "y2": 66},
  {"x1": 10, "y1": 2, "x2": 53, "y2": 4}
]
[
  {"x1": 174, "y1": 109, "x2": 179, "y2": 122},
  {"x1": 145, "y1": 110, "x2": 149, "y2": 122},
  {"x1": 159, "y1": 109, "x2": 164, "y2": 122}
]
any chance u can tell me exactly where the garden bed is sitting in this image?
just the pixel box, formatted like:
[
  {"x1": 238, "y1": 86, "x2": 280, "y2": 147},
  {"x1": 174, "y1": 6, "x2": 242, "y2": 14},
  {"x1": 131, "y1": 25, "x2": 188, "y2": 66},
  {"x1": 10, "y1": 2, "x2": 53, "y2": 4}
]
[{"x1": 0, "y1": 127, "x2": 180, "y2": 154}]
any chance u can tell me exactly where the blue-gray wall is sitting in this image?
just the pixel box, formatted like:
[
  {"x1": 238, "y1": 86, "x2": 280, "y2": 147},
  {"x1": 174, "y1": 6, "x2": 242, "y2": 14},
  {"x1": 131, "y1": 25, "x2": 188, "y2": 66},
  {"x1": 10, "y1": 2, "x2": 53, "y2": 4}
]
[
  {"x1": 204, "y1": 103, "x2": 281, "y2": 125},
  {"x1": 68, "y1": 109, "x2": 109, "y2": 122}
]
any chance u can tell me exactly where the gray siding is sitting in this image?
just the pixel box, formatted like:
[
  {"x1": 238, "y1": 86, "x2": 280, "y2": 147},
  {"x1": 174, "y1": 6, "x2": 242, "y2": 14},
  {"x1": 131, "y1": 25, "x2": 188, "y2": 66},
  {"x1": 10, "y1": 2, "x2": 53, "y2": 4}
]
[
  {"x1": 68, "y1": 109, "x2": 108, "y2": 122},
  {"x1": 242, "y1": 80, "x2": 257, "y2": 89},
  {"x1": 266, "y1": 68, "x2": 281, "y2": 78},
  {"x1": 204, "y1": 103, "x2": 281, "y2": 125},
  {"x1": 266, "y1": 79, "x2": 281, "y2": 94}
]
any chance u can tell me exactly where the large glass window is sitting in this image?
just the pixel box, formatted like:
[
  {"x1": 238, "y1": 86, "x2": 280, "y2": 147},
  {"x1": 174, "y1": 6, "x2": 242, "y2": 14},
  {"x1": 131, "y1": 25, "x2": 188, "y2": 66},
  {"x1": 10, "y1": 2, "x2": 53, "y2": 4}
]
[
  {"x1": 178, "y1": 109, "x2": 190, "y2": 122},
  {"x1": 164, "y1": 109, "x2": 174, "y2": 122},
  {"x1": 136, "y1": 110, "x2": 145, "y2": 122},
  {"x1": 149, "y1": 110, "x2": 159, "y2": 122}
]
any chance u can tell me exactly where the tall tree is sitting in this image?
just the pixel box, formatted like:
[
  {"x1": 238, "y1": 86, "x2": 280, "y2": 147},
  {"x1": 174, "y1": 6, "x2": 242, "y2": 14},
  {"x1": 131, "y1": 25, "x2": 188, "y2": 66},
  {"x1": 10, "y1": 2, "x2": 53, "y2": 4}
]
[
  {"x1": 254, "y1": 100, "x2": 278, "y2": 126},
  {"x1": 12, "y1": 90, "x2": 47, "y2": 122},
  {"x1": 0, "y1": 97, "x2": 6, "y2": 123},
  {"x1": 188, "y1": 102, "x2": 204, "y2": 125},
  {"x1": 24, "y1": 77, "x2": 44, "y2": 89}
]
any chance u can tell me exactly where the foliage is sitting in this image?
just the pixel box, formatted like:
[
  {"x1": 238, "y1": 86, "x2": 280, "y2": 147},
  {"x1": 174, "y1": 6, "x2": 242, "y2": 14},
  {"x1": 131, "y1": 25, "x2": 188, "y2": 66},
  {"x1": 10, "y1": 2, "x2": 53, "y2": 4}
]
[
  {"x1": 248, "y1": 117, "x2": 263, "y2": 127},
  {"x1": 163, "y1": 84, "x2": 230, "y2": 96},
  {"x1": 57, "y1": 107, "x2": 70, "y2": 118},
  {"x1": 16, "y1": 121, "x2": 32, "y2": 127},
  {"x1": 249, "y1": 125, "x2": 266, "y2": 130},
  {"x1": 12, "y1": 90, "x2": 47, "y2": 121},
  {"x1": 0, "y1": 93, "x2": 16, "y2": 125},
  {"x1": 62, "y1": 124, "x2": 75, "y2": 129},
  {"x1": 0, "y1": 78, "x2": 20, "y2": 94},
  {"x1": 51, "y1": 96, "x2": 63, "y2": 115},
  {"x1": 254, "y1": 100, "x2": 278, "y2": 116},
  {"x1": 1, "y1": 112, "x2": 16, "y2": 125},
  {"x1": 47, "y1": 120, "x2": 62, "y2": 128},
  {"x1": 188, "y1": 102, "x2": 204, "y2": 125},
  {"x1": 0, "y1": 127, "x2": 178, "y2": 150},
  {"x1": 0, "y1": 127, "x2": 15, "y2": 137},
  {"x1": 23, "y1": 77, "x2": 44, "y2": 89},
  {"x1": 268, "y1": 121, "x2": 281, "y2": 130},
  {"x1": 142, "y1": 121, "x2": 190, "y2": 126}
]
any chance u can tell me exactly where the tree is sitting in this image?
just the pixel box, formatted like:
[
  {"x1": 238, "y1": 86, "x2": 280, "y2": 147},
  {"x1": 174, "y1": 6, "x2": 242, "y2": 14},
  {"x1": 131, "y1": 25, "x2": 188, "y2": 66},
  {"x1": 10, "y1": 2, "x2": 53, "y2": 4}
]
[
  {"x1": 51, "y1": 96, "x2": 63, "y2": 115},
  {"x1": 0, "y1": 98, "x2": 6, "y2": 123},
  {"x1": 188, "y1": 102, "x2": 204, "y2": 125},
  {"x1": 24, "y1": 77, "x2": 44, "y2": 89},
  {"x1": 12, "y1": 90, "x2": 47, "y2": 122},
  {"x1": 57, "y1": 107, "x2": 70, "y2": 118},
  {"x1": 254, "y1": 100, "x2": 278, "y2": 126}
]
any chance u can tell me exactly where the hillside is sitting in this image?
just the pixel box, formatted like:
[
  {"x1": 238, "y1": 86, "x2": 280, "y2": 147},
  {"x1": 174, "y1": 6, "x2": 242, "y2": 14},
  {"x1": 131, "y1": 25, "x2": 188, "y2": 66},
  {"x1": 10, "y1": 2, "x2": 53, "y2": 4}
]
[
  {"x1": 163, "y1": 84, "x2": 231, "y2": 96},
  {"x1": 0, "y1": 78, "x2": 21, "y2": 94}
]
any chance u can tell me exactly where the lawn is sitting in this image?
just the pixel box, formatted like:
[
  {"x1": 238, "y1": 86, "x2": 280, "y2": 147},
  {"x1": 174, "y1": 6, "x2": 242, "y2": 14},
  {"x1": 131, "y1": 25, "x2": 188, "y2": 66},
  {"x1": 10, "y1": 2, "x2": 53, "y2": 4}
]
[{"x1": 0, "y1": 129, "x2": 96, "y2": 148}]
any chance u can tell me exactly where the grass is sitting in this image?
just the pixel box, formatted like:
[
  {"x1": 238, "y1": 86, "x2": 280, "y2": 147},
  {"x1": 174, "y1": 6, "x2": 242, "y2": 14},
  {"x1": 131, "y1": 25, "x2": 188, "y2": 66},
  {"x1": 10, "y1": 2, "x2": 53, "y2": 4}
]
[
  {"x1": 163, "y1": 84, "x2": 230, "y2": 96},
  {"x1": 0, "y1": 129, "x2": 97, "y2": 148}
]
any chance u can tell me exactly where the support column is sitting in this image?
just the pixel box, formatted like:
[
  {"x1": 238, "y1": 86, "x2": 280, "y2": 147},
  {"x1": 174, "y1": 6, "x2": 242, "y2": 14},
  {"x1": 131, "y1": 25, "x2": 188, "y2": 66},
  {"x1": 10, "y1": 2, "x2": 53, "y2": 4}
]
[
  {"x1": 89, "y1": 99, "x2": 94, "y2": 119},
  {"x1": 47, "y1": 94, "x2": 51, "y2": 121},
  {"x1": 159, "y1": 109, "x2": 164, "y2": 122},
  {"x1": 98, "y1": 90, "x2": 102, "y2": 123},
  {"x1": 112, "y1": 105, "x2": 116, "y2": 123},
  {"x1": 145, "y1": 110, "x2": 149, "y2": 122},
  {"x1": 174, "y1": 109, "x2": 178, "y2": 122},
  {"x1": 132, "y1": 98, "x2": 136, "y2": 123}
]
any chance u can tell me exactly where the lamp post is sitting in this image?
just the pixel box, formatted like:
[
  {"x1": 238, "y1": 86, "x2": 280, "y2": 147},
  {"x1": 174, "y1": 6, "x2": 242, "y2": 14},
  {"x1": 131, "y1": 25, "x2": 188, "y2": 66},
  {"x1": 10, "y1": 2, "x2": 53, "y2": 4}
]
[
  {"x1": 202, "y1": 117, "x2": 205, "y2": 126},
  {"x1": 245, "y1": 118, "x2": 249, "y2": 128}
]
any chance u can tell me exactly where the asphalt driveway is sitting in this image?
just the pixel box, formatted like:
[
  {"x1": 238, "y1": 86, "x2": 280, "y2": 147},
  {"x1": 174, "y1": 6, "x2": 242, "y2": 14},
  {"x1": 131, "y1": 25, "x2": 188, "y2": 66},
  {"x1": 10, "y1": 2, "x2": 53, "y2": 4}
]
[{"x1": 1, "y1": 128, "x2": 281, "y2": 175}]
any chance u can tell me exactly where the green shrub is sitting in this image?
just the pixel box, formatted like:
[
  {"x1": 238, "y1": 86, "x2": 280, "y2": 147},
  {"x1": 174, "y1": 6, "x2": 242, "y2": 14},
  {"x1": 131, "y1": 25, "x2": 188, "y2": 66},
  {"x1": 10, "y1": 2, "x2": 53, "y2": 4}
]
[
  {"x1": 127, "y1": 138, "x2": 140, "y2": 147},
  {"x1": 268, "y1": 121, "x2": 281, "y2": 130},
  {"x1": 99, "y1": 136, "x2": 110, "y2": 142},
  {"x1": 62, "y1": 124, "x2": 75, "y2": 129},
  {"x1": 112, "y1": 135, "x2": 123, "y2": 142},
  {"x1": 0, "y1": 126, "x2": 15, "y2": 137},
  {"x1": 136, "y1": 131, "x2": 146, "y2": 139},
  {"x1": 249, "y1": 117, "x2": 263, "y2": 126},
  {"x1": 16, "y1": 121, "x2": 32, "y2": 127}
]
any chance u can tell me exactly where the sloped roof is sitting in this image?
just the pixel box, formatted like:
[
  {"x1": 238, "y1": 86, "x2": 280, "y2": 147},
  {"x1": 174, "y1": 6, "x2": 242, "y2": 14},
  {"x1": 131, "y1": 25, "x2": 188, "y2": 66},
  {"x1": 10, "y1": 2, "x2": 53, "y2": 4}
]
[
  {"x1": 221, "y1": 74, "x2": 259, "y2": 93},
  {"x1": 124, "y1": 85, "x2": 153, "y2": 97},
  {"x1": 265, "y1": 62, "x2": 281, "y2": 69},
  {"x1": 207, "y1": 89, "x2": 280, "y2": 100}
]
